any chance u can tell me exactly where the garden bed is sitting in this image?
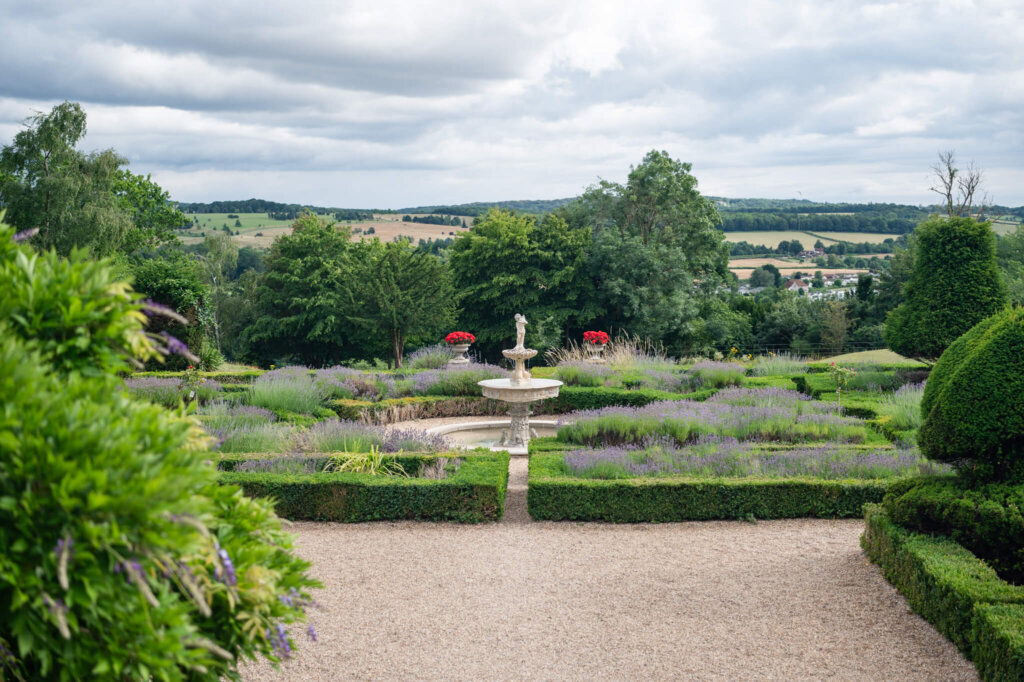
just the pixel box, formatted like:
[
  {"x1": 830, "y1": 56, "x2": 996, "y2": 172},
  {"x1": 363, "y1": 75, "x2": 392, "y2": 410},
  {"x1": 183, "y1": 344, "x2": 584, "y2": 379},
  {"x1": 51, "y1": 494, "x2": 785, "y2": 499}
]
[
  {"x1": 528, "y1": 451, "x2": 889, "y2": 521},
  {"x1": 218, "y1": 452, "x2": 509, "y2": 522}
]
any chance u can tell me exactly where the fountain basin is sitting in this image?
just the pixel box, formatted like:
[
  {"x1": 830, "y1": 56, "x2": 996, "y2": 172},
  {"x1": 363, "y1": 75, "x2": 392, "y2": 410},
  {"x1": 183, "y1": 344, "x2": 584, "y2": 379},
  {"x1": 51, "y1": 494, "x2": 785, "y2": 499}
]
[
  {"x1": 478, "y1": 378, "x2": 562, "y2": 402},
  {"x1": 426, "y1": 419, "x2": 561, "y2": 456}
]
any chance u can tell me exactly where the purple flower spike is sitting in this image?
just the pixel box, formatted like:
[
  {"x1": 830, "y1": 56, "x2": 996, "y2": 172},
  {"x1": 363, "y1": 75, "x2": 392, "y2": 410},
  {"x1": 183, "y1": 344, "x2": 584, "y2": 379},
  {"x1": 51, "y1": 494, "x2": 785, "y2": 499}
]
[
  {"x1": 12, "y1": 227, "x2": 38, "y2": 242},
  {"x1": 216, "y1": 547, "x2": 237, "y2": 586},
  {"x1": 307, "y1": 624, "x2": 318, "y2": 642}
]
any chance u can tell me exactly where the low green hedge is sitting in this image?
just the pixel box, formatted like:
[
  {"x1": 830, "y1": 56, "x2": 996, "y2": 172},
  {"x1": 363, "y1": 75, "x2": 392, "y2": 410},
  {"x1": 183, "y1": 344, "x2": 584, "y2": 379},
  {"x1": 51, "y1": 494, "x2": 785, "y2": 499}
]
[
  {"x1": 528, "y1": 453, "x2": 886, "y2": 521},
  {"x1": 132, "y1": 369, "x2": 264, "y2": 383},
  {"x1": 535, "y1": 386, "x2": 716, "y2": 413},
  {"x1": 882, "y1": 477, "x2": 1024, "y2": 583},
  {"x1": 861, "y1": 504, "x2": 1024, "y2": 677},
  {"x1": 331, "y1": 395, "x2": 508, "y2": 423},
  {"x1": 973, "y1": 604, "x2": 1024, "y2": 681},
  {"x1": 218, "y1": 452, "x2": 509, "y2": 522},
  {"x1": 328, "y1": 387, "x2": 717, "y2": 424}
]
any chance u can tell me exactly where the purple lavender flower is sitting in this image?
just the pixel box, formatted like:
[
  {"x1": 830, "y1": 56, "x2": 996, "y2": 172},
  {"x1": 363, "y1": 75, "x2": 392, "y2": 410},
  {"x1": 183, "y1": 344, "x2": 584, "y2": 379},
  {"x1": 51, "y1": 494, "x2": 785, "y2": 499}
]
[
  {"x1": 12, "y1": 227, "x2": 38, "y2": 242},
  {"x1": 268, "y1": 623, "x2": 292, "y2": 659},
  {"x1": 215, "y1": 546, "x2": 237, "y2": 586},
  {"x1": 141, "y1": 299, "x2": 188, "y2": 324},
  {"x1": 307, "y1": 625, "x2": 318, "y2": 642}
]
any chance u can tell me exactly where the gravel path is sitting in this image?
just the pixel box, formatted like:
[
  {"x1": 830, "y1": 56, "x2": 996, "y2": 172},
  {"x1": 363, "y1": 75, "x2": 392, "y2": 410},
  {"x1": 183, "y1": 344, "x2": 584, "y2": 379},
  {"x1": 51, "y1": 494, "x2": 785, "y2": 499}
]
[{"x1": 241, "y1": 462, "x2": 975, "y2": 682}]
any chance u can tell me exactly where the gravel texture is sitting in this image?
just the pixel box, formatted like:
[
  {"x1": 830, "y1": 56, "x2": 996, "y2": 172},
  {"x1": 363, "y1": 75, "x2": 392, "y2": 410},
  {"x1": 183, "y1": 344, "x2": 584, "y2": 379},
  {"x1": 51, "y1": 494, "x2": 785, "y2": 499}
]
[{"x1": 241, "y1": 459, "x2": 976, "y2": 681}]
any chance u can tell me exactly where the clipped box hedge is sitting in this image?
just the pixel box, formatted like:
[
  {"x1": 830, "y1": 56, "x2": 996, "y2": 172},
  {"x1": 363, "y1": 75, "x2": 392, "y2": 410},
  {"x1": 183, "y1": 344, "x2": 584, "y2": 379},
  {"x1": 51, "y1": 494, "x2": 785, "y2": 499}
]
[
  {"x1": 882, "y1": 476, "x2": 1024, "y2": 583},
  {"x1": 973, "y1": 604, "x2": 1024, "y2": 682},
  {"x1": 536, "y1": 385, "x2": 717, "y2": 412},
  {"x1": 329, "y1": 386, "x2": 718, "y2": 425},
  {"x1": 861, "y1": 504, "x2": 1024, "y2": 678},
  {"x1": 131, "y1": 369, "x2": 264, "y2": 383},
  {"x1": 331, "y1": 395, "x2": 507, "y2": 424},
  {"x1": 218, "y1": 452, "x2": 509, "y2": 523},
  {"x1": 528, "y1": 453, "x2": 887, "y2": 522}
]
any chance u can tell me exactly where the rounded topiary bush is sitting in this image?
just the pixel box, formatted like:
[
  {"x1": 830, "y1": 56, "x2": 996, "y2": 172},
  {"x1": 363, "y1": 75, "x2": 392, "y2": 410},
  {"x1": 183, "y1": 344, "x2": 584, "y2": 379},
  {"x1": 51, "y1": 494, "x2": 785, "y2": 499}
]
[{"x1": 918, "y1": 307, "x2": 1024, "y2": 481}]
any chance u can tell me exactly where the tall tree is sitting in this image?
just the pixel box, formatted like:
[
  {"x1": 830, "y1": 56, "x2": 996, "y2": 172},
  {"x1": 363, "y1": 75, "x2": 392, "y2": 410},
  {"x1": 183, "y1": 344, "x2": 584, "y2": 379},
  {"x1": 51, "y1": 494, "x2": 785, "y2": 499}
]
[
  {"x1": 0, "y1": 101, "x2": 183, "y2": 256},
  {"x1": 449, "y1": 208, "x2": 592, "y2": 357},
  {"x1": 356, "y1": 240, "x2": 456, "y2": 368},
  {"x1": 0, "y1": 102, "x2": 129, "y2": 256},
  {"x1": 884, "y1": 216, "x2": 1006, "y2": 359},
  {"x1": 566, "y1": 150, "x2": 728, "y2": 351},
  {"x1": 245, "y1": 214, "x2": 362, "y2": 366}
]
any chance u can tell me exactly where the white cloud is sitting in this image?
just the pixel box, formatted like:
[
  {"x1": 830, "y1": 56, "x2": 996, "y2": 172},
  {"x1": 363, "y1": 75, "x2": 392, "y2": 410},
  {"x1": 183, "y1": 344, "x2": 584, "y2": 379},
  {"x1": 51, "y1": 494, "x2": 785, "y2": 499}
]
[{"x1": 0, "y1": 0, "x2": 1022, "y2": 205}]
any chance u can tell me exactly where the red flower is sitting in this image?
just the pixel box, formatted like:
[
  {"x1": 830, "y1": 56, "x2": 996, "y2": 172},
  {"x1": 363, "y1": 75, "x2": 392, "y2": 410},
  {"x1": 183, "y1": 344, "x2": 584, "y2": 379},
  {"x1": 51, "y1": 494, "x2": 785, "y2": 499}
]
[
  {"x1": 445, "y1": 331, "x2": 475, "y2": 344},
  {"x1": 583, "y1": 330, "x2": 610, "y2": 345}
]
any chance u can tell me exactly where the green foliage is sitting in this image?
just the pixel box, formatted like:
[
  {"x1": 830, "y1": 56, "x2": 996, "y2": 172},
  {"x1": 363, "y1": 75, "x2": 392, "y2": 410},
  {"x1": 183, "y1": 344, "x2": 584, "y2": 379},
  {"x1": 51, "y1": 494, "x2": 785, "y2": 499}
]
[
  {"x1": 918, "y1": 308, "x2": 1024, "y2": 481},
  {"x1": 131, "y1": 252, "x2": 211, "y2": 370},
  {"x1": 245, "y1": 214, "x2": 363, "y2": 365},
  {"x1": 449, "y1": 208, "x2": 592, "y2": 356},
  {"x1": 861, "y1": 504, "x2": 1024, "y2": 664},
  {"x1": 972, "y1": 604, "x2": 1024, "y2": 682},
  {"x1": 538, "y1": 386, "x2": 712, "y2": 413},
  {"x1": 882, "y1": 476, "x2": 1024, "y2": 583},
  {"x1": 0, "y1": 227, "x2": 158, "y2": 376},
  {"x1": 354, "y1": 240, "x2": 455, "y2": 367},
  {"x1": 567, "y1": 150, "x2": 728, "y2": 351},
  {"x1": 219, "y1": 453, "x2": 509, "y2": 522},
  {"x1": 0, "y1": 101, "x2": 131, "y2": 257},
  {"x1": 885, "y1": 216, "x2": 1006, "y2": 359},
  {"x1": 113, "y1": 169, "x2": 187, "y2": 252},
  {"x1": 528, "y1": 454, "x2": 885, "y2": 521},
  {"x1": 0, "y1": 222, "x2": 319, "y2": 679},
  {"x1": 325, "y1": 446, "x2": 408, "y2": 477}
]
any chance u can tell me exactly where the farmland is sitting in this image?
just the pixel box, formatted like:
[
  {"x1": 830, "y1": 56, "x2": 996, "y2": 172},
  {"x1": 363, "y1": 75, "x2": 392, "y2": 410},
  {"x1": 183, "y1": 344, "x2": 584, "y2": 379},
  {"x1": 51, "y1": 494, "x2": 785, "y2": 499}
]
[{"x1": 178, "y1": 212, "x2": 471, "y2": 247}]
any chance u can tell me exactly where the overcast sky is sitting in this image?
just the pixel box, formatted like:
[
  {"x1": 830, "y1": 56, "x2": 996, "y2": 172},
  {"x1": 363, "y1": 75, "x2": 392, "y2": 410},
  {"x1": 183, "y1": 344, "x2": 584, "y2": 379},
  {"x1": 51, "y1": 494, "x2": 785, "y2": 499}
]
[{"x1": 1, "y1": 0, "x2": 1022, "y2": 208}]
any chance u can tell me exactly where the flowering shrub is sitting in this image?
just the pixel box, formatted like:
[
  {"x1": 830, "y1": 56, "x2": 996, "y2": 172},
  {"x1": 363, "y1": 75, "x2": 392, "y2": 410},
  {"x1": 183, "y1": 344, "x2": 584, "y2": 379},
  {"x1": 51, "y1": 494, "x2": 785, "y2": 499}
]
[
  {"x1": 558, "y1": 388, "x2": 868, "y2": 446},
  {"x1": 445, "y1": 331, "x2": 475, "y2": 345},
  {"x1": 411, "y1": 363, "x2": 508, "y2": 396},
  {"x1": 405, "y1": 343, "x2": 456, "y2": 369},
  {"x1": 564, "y1": 436, "x2": 942, "y2": 480},
  {"x1": 0, "y1": 222, "x2": 319, "y2": 679},
  {"x1": 583, "y1": 330, "x2": 610, "y2": 345}
]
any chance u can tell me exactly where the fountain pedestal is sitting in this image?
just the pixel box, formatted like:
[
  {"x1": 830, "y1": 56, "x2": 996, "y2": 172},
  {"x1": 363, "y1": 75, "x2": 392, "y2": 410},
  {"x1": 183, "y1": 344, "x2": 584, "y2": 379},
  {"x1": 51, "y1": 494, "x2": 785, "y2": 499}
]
[{"x1": 475, "y1": 313, "x2": 562, "y2": 455}]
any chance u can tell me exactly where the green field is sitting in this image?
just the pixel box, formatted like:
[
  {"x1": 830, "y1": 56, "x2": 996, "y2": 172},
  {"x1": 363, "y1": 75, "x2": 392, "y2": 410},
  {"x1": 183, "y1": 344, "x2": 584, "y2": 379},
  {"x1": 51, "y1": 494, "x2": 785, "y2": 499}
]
[
  {"x1": 990, "y1": 218, "x2": 1021, "y2": 235},
  {"x1": 812, "y1": 231, "x2": 902, "y2": 244},
  {"x1": 723, "y1": 230, "x2": 905, "y2": 247}
]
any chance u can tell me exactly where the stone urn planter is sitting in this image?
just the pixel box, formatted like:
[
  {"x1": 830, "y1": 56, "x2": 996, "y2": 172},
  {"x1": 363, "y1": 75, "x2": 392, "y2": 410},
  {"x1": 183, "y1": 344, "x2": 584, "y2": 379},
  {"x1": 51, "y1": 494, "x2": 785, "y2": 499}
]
[
  {"x1": 582, "y1": 331, "x2": 610, "y2": 364},
  {"x1": 448, "y1": 343, "x2": 471, "y2": 366},
  {"x1": 445, "y1": 331, "x2": 476, "y2": 366}
]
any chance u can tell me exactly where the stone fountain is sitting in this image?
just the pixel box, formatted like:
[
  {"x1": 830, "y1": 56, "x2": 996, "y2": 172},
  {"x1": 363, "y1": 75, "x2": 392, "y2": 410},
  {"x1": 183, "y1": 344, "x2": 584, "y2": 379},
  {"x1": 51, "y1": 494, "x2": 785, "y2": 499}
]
[{"x1": 476, "y1": 314, "x2": 562, "y2": 454}]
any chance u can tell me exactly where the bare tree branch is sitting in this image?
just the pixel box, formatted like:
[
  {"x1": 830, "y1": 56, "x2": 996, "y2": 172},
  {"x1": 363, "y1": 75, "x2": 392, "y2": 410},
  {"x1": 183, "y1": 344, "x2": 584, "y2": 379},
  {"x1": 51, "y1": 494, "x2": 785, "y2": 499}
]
[{"x1": 930, "y1": 150, "x2": 986, "y2": 218}]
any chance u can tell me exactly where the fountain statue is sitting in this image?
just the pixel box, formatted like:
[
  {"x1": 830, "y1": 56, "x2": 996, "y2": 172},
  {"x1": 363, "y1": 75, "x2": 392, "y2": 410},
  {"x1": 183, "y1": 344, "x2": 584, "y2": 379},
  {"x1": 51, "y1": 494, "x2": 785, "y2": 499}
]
[{"x1": 476, "y1": 314, "x2": 563, "y2": 454}]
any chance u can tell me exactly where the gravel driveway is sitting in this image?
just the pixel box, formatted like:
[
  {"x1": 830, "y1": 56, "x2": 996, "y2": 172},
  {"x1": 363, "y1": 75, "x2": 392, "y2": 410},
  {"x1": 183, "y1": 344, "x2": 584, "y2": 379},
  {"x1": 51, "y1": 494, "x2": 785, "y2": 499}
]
[{"x1": 241, "y1": 459, "x2": 976, "y2": 681}]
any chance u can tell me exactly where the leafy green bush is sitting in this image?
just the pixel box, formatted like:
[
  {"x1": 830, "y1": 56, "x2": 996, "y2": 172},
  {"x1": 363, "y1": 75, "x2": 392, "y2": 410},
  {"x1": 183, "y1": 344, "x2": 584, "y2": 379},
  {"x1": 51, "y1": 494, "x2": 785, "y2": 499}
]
[
  {"x1": 537, "y1": 386, "x2": 713, "y2": 413},
  {"x1": 861, "y1": 504, "x2": 1024, "y2": 663},
  {"x1": 0, "y1": 222, "x2": 318, "y2": 679},
  {"x1": 882, "y1": 476, "x2": 1024, "y2": 583},
  {"x1": 918, "y1": 308, "x2": 1024, "y2": 481}
]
